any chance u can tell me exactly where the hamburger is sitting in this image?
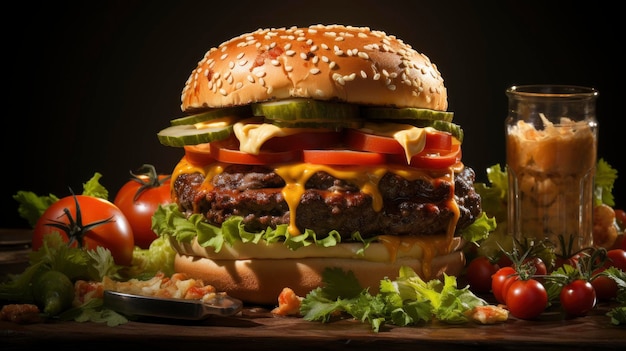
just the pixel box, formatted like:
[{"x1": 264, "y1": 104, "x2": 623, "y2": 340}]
[{"x1": 154, "y1": 24, "x2": 483, "y2": 305}]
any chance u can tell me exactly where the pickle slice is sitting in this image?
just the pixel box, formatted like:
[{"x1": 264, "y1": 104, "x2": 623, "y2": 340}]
[
  {"x1": 252, "y1": 99, "x2": 360, "y2": 122},
  {"x1": 269, "y1": 118, "x2": 363, "y2": 130},
  {"x1": 383, "y1": 119, "x2": 464, "y2": 142},
  {"x1": 418, "y1": 119, "x2": 463, "y2": 142},
  {"x1": 363, "y1": 107, "x2": 454, "y2": 122},
  {"x1": 170, "y1": 105, "x2": 251, "y2": 126},
  {"x1": 157, "y1": 123, "x2": 233, "y2": 147}
]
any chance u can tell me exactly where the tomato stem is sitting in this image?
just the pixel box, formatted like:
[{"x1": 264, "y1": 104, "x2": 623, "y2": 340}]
[
  {"x1": 129, "y1": 164, "x2": 171, "y2": 202},
  {"x1": 43, "y1": 190, "x2": 114, "y2": 248}
]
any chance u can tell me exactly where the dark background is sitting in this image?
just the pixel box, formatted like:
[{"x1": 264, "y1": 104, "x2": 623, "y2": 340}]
[{"x1": 3, "y1": 1, "x2": 622, "y2": 228}]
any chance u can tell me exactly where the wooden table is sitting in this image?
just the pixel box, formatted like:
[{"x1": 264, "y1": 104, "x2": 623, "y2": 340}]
[{"x1": 2, "y1": 302, "x2": 624, "y2": 350}]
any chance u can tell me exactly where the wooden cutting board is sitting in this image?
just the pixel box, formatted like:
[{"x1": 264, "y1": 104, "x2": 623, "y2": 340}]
[{"x1": 2, "y1": 302, "x2": 624, "y2": 350}]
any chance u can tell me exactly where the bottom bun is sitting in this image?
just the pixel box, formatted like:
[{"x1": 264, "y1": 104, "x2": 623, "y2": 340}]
[{"x1": 174, "y1": 250, "x2": 465, "y2": 305}]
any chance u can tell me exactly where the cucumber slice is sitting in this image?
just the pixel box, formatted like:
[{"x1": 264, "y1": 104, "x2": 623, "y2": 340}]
[
  {"x1": 157, "y1": 123, "x2": 233, "y2": 147},
  {"x1": 170, "y1": 105, "x2": 251, "y2": 126},
  {"x1": 252, "y1": 99, "x2": 359, "y2": 122},
  {"x1": 390, "y1": 119, "x2": 464, "y2": 142},
  {"x1": 419, "y1": 119, "x2": 463, "y2": 142},
  {"x1": 362, "y1": 107, "x2": 454, "y2": 122},
  {"x1": 268, "y1": 118, "x2": 363, "y2": 130}
]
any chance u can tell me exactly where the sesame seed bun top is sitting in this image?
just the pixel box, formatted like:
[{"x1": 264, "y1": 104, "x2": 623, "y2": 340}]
[{"x1": 180, "y1": 24, "x2": 448, "y2": 112}]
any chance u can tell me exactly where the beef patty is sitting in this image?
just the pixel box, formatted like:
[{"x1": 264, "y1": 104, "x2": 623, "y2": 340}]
[{"x1": 173, "y1": 165, "x2": 481, "y2": 240}]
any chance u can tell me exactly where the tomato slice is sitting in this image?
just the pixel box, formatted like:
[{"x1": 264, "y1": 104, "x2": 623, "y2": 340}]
[
  {"x1": 388, "y1": 142, "x2": 461, "y2": 169},
  {"x1": 184, "y1": 144, "x2": 215, "y2": 166},
  {"x1": 302, "y1": 149, "x2": 386, "y2": 165},
  {"x1": 346, "y1": 128, "x2": 452, "y2": 154},
  {"x1": 345, "y1": 129, "x2": 405, "y2": 154},
  {"x1": 210, "y1": 139, "x2": 300, "y2": 164},
  {"x1": 261, "y1": 131, "x2": 342, "y2": 151}
]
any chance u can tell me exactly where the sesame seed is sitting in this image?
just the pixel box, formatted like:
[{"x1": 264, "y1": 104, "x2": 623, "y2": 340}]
[
  {"x1": 335, "y1": 36, "x2": 344, "y2": 41},
  {"x1": 259, "y1": 77, "x2": 266, "y2": 86},
  {"x1": 267, "y1": 86, "x2": 273, "y2": 94},
  {"x1": 247, "y1": 75, "x2": 255, "y2": 83},
  {"x1": 306, "y1": 39, "x2": 313, "y2": 45},
  {"x1": 285, "y1": 66, "x2": 293, "y2": 72},
  {"x1": 312, "y1": 56, "x2": 319, "y2": 64},
  {"x1": 219, "y1": 88, "x2": 227, "y2": 96},
  {"x1": 235, "y1": 82, "x2": 243, "y2": 89},
  {"x1": 271, "y1": 59, "x2": 280, "y2": 66},
  {"x1": 239, "y1": 59, "x2": 247, "y2": 66},
  {"x1": 220, "y1": 53, "x2": 228, "y2": 60},
  {"x1": 286, "y1": 50, "x2": 295, "y2": 56},
  {"x1": 321, "y1": 43, "x2": 329, "y2": 50},
  {"x1": 358, "y1": 52, "x2": 369, "y2": 60},
  {"x1": 300, "y1": 52, "x2": 308, "y2": 60},
  {"x1": 344, "y1": 73, "x2": 356, "y2": 81},
  {"x1": 373, "y1": 73, "x2": 381, "y2": 80},
  {"x1": 387, "y1": 84, "x2": 396, "y2": 91},
  {"x1": 321, "y1": 55, "x2": 329, "y2": 63},
  {"x1": 236, "y1": 52, "x2": 245, "y2": 59},
  {"x1": 329, "y1": 61, "x2": 336, "y2": 69},
  {"x1": 311, "y1": 45, "x2": 318, "y2": 52},
  {"x1": 254, "y1": 71, "x2": 266, "y2": 78},
  {"x1": 360, "y1": 70, "x2": 367, "y2": 78},
  {"x1": 284, "y1": 43, "x2": 292, "y2": 50},
  {"x1": 228, "y1": 61, "x2": 235, "y2": 69},
  {"x1": 310, "y1": 68, "x2": 321, "y2": 74}
]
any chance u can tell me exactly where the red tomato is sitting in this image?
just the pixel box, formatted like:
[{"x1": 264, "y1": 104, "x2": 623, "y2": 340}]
[
  {"x1": 615, "y1": 209, "x2": 626, "y2": 228},
  {"x1": 262, "y1": 131, "x2": 342, "y2": 151},
  {"x1": 553, "y1": 253, "x2": 581, "y2": 272},
  {"x1": 302, "y1": 149, "x2": 386, "y2": 165},
  {"x1": 184, "y1": 144, "x2": 215, "y2": 166},
  {"x1": 521, "y1": 257, "x2": 548, "y2": 276},
  {"x1": 465, "y1": 256, "x2": 499, "y2": 293},
  {"x1": 210, "y1": 139, "x2": 301, "y2": 164},
  {"x1": 491, "y1": 266, "x2": 518, "y2": 304},
  {"x1": 605, "y1": 249, "x2": 626, "y2": 271},
  {"x1": 345, "y1": 128, "x2": 452, "y2": 154},
  {"x1": 33, "y1": 195, "x2": 134, "y2": 266},
  {"x1": 591, "y1": 270, "x2": 618, "y2": 301},
  {"x1": 114, "y1": 164, "x2": 173, "y2": 249},
  {"x1": 387, "y1": 143, "x2": 461, "y2": 169},
  {"x1": 560, "y1": 279, "x2": 596, "y2": 317},
  {"x1": 505, "y1": 279, "x2": 548, "y2": 320}
]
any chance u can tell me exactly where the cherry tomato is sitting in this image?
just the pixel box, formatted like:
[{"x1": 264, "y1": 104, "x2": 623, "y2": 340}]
[
  {"x1": 505, "y1": 278, "x2": 548, "y2": 320},
  {"x1": 553, "y1": 253, "x2": 580, "y2": 272},
  {"x1": 210, "y1": 139, "x2": 301, "y2": 164},
  {"x1": 496, "y1": 254, "x2": 513, "y2": 268},
  {"x1": 32, "y1": 194, "x2": 134, "y2": 266},
  {"x1": 615, "y1": 209, "x2": 626, "y2": 228},
  {"x1": 605, "y1": 249, "x2": 626, "y2": 271},
  {"x1": 114, "y1": 164, "x2": 172, "y2": 249},
  {"x1": 302, "y1": 149, "x2": 386, "y2": 165},
  {"x1": 560, "y1": 279, "x2": 596, "y2": 317},
  {"x1": 591, "y1": 270, "x2": 618, "y2": 301},
  {"x1": 465, "y1": 256, "x2": 499, "y2": 293},
  {"x1": 491, "y1": 266, "x2": 517, "y2": 304},
  {"x1": 521, "y1": 256, "x2": 548, "y2": 276}
]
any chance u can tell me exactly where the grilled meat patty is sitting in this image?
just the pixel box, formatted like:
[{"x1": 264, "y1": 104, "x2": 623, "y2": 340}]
[{"x1": 173, "y1": 166, "x2": 481, "y2": 240}]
